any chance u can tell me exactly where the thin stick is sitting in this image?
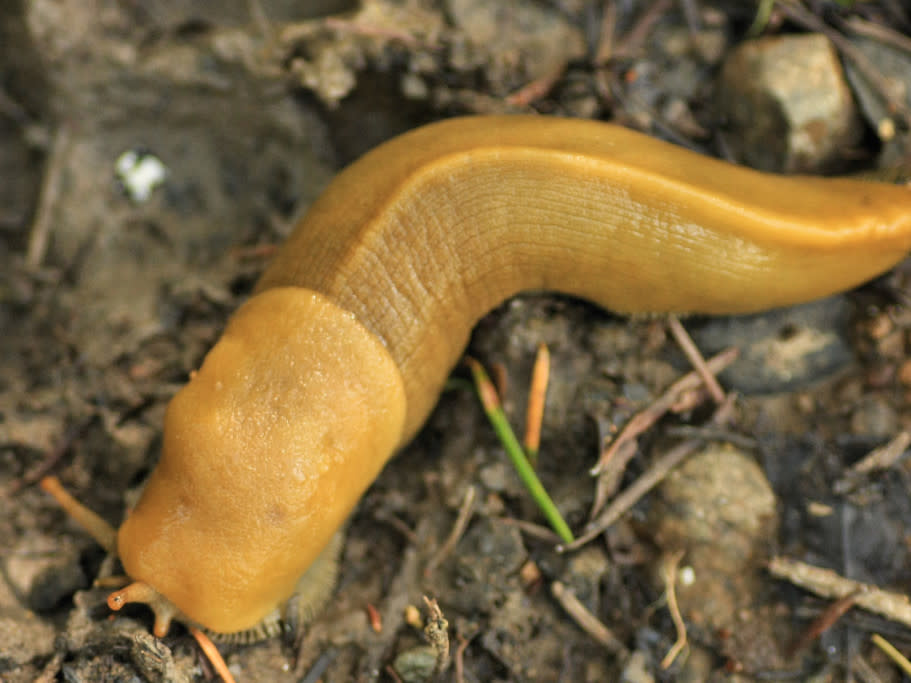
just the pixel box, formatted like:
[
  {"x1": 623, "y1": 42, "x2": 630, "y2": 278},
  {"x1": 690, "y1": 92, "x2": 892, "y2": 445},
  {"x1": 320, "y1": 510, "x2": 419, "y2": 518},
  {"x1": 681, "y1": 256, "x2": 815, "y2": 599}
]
[
  {"x1": 594, "y1": 0, "x2": 617, "y2": 65},
  {"x1": 505, "y1": 62, "x2": 567, "y2": 107},
  {"x1": 591, "y1": 436, "x2": 637, "y2": 518},
  {"x1": 843, "y1": 16, "x2": 911, "y2": 54},
  {"x1": 613, "y1": 0, "x2": 674, "y2": 58},
  {"x1": 788, "y1": 591, "x2": 861, "y2": 658},
  {"x1": 468, "y1": 358, "x2": 574, "y2": 544},
  {"x1": 849, "y1": 652, "x2": 885, "y2": 683},
  {"x1": 769, "y1": 557, "x2": 911, "y2": 629},
  {"x1": 551, "y1": 581, "x2": 628, "y2": 657},
  {"x1": 454, "y1": 633, "x2": 471, "y2": 683},
  {"x1": 667, "y1": 315, "x2": 725, "y2": 404},
  {"x1": 523, "y1": 343, "x2": 550, "y2": 465},
  {"x1": 592, "y1": 0, "x2": 617, "y2": 103},
  {"x1": 590, "y1": 345, "x2": 736, "y2": 519},
  {"x1": 591, "y1": 347, "x2": 738, "y2": 476},
  {"x1": 661, "y1": 550, "x2": 687, "y2": 669},
  {"x1": 374, "y1": 510, "x2": 419, "y2": 545},
  {"x1": 835, "y1": 430, "x2": 911, "y2": 494},
  {"x1": 663, "y1": 425, "x2": 755, "y2": 449},
  {"x1": 425, "y1": 486, "x2": 477, "y2": 576},
  {"x1": 26, "y1": 123, "x2": 74, "y2": 270},
  {"x1": 566, "y1": 394, "x2": 736, "y2": 551},
  {"x1": 582, "y1": 443, "x2": 697, "y2": 550}
]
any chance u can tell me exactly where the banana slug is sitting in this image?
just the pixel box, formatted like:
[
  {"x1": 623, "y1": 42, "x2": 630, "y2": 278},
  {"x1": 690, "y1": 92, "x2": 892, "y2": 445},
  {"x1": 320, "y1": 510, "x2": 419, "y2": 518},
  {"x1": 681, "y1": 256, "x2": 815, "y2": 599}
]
[{"x1": 43, "y1": 115, "x2": 911, "y2": 639}]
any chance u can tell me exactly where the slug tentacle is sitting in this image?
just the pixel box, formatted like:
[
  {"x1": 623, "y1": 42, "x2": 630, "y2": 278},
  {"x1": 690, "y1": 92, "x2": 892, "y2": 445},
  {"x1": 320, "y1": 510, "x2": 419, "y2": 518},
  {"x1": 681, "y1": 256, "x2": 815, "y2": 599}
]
[
  {"x1": 108, "y1": 581, "x2": 182, "y2": 638},
  {"x1": 40, "y1": 476, "x2": 117, "y2": 553},
  {"x1": 39, "y1": 475, "x2": 308, "y2": 641}
]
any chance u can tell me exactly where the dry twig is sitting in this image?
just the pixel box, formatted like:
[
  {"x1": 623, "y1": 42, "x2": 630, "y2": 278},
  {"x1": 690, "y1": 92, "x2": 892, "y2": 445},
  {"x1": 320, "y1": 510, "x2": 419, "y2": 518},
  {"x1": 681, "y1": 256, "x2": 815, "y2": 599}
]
[
  {"x1": 566, "y1": 393, "x2": 736, "y2": 551},
  {"x1": 667, "y1": 315, "x2": 725, "y2": 404},
  {"x1": 788, "y1": 590, "x2": 861, "y2": 658},
  {"x1": 506, "y1": 63, "x2": 567, "y2": 107},
  {"x1": 26, "y1": 123, "x2": 74, "y2": 269},
  {"x1": 769, "y1": 557, "x2": 911, "y2": 629},
  {"x1": 594, "y1": 0, "x2": 618, "y2": 65},
  {"x1": 454, "y1": 632, "x2": 472, "y2": 683},
  {"x1": 842, "y1": 15, "x2": 911, "y2": 53},
  {"x1": 591, "y1": 347, "x2": 738, "y2": 477},
  {"x1": 424, "y1": 486, "x2": 477, "y2": 577},
  {"x1": 589, "y1": 348, "x2": 738, "y2": 517},
  {"x1": 613, "y1": 0, "x2": 674, "y2": 58},
  {"x1": 834, "y1": 430, "x2": 911, "y2": 494},
  {"x1": 661, "y1": 550, "x2": 687, "y2": 669},
  {"x1": 551, "y1": 581, "x2": 629, "y2": 657}
]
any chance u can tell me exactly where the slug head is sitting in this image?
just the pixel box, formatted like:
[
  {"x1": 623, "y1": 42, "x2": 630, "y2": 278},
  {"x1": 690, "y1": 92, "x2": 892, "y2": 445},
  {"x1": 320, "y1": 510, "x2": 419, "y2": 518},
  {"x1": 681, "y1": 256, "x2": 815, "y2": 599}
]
[{"x1": 115, "y1": 287, "x2": 407, "y2": 635}]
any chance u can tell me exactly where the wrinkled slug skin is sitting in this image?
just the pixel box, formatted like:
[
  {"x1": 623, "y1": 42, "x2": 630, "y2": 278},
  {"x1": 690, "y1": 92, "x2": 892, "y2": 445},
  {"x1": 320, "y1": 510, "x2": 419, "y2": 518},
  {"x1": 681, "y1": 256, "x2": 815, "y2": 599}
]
[
  {"x1": 257, "y1": 115, "x2": 911, "y2": 438},
  {"x1": 121, "y1": 115, "x2": 911, "y2": 634}
]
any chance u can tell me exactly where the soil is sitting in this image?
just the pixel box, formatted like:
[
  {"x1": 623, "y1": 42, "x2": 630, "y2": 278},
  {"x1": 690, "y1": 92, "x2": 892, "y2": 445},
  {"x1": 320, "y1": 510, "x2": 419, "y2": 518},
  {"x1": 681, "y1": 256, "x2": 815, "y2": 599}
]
[{"x1": 2, "y1": 1, "x2": 911, "y2": 682}]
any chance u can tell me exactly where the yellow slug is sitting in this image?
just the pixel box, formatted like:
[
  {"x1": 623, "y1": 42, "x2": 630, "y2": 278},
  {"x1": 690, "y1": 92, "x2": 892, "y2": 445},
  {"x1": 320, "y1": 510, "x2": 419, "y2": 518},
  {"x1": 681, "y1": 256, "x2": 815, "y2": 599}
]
[{"x1": 43, "y1": 115, "x2": 911, "y2": 638}]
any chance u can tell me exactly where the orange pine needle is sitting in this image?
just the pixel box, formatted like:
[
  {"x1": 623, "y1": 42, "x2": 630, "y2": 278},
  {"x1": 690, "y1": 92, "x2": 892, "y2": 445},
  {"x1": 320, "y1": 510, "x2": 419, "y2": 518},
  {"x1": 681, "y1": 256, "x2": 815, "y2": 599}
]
[
  {"x1": 523, "y1": 343, "x2": 550, "y2": 464},
  {"x1": 189, "y1": 626, "x2": 237, "y2": 683},
  {"x1": 366, "y1": 603, "x2": 383, "y2": 632}
]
